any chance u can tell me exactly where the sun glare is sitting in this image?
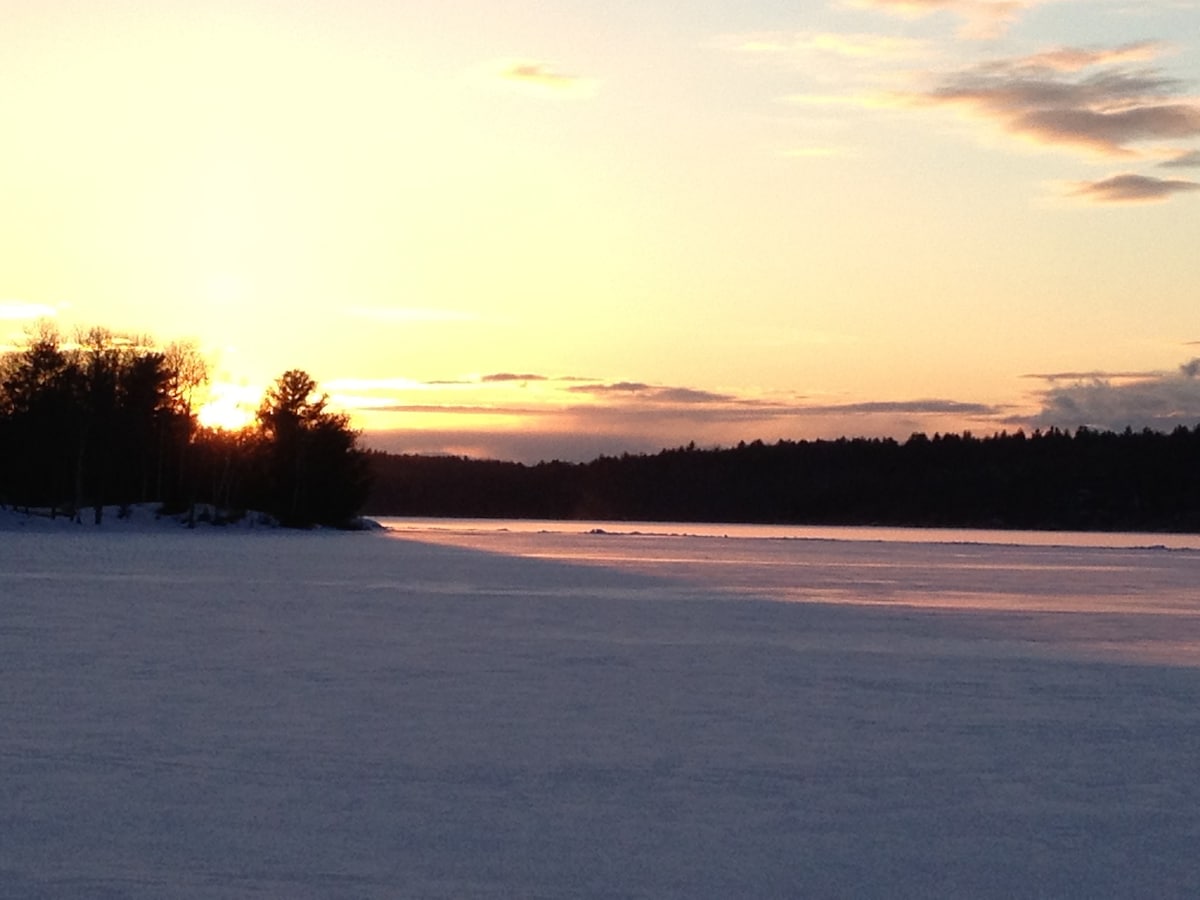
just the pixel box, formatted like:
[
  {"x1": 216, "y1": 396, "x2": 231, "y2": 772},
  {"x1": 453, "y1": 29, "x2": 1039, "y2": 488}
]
[
  {"x1": 197, "y1": 382, "x2": 259, "y2": 432},
  {"x1": 197, "y1": 399, "x2": 254, "y2": 432}
]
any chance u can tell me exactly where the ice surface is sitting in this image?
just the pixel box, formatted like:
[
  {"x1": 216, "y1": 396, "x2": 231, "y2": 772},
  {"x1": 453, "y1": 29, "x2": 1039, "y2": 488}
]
[{"x1": 3, "y1": 513, "x2": 1200, "y2": 897}]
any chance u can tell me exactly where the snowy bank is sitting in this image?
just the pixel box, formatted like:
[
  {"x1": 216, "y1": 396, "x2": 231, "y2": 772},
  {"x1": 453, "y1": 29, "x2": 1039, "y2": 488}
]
[{"x1": 0, "y1": 503, "x2": 381, "y2": 533}]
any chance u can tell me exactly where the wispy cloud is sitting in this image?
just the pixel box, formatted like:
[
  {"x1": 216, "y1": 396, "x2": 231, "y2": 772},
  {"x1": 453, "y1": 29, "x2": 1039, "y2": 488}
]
[
  {"x1": 842, "y1": 0, "x2": 1035, "y2": 39},
  {"x1": 482, "y1": 373, "x2": 547, "y2": 384},
  {"x1": 1027, "y1": 358, "x2": 1200, "y2": 432},
  {"x1": 566, "y1": 382, "x2": 737, "y2": 404},
  {"x1": 1022, "y1": 369, "x2": 1164, "y2": 382},
  {"x1": 1019, "y1": 41, "x2": 1166, "y2": 73},
  {"x1": 913, "y1": 50, "x2": 1200, "y2": 159},
  {"x1": 796, "y1": 399, "x2": 1001, "y2": 416},
  {"x1": 480, "y1": 60, "x2": 600, "y2": 99},
  {"x1": 1160, "y1": 149, "x2": 1200, "y2": 168},
  {"x1": 345, "y1": 369, "x2": 1009, "y2": 462},
  {"x1": 770, "y1": 29, "x2": 1200, "y2": 201},
  {"x1": 1066, "y1": 172, "x2": 1200, "y2": 203}
]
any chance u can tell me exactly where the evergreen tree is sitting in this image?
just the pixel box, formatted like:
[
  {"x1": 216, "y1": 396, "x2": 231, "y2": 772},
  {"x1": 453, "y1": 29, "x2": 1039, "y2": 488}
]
[{"x1": 254, "y1": 370, "x2": 370, "y2": 527}]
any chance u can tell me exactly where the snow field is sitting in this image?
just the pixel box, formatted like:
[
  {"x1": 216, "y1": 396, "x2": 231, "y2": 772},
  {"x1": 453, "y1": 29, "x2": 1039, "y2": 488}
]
[{"x1": 3, "y1": 521, "x2": 1200, "y2": 897}]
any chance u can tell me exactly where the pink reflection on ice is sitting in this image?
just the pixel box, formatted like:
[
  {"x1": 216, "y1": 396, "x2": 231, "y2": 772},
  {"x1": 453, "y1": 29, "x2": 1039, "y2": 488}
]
[{"x1": 382, "y1": 518, "x2": 1200, "y2": 667}]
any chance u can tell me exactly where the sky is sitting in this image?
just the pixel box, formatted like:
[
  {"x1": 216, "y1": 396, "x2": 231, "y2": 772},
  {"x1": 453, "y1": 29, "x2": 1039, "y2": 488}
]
[{"x1": 3, "y1": 0, "x2": 1199, "y2": 462}]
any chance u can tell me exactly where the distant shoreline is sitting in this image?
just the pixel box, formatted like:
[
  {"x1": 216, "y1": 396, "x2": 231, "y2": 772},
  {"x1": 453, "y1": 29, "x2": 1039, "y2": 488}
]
[{"x1": 363, "y1": 427, "x2": 1200, "y2": 535}]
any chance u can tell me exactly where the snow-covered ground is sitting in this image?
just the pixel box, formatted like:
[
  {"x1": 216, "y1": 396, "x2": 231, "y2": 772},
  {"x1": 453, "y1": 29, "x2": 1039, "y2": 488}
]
[{"x1": 4, "y1": 513, "x2": 1200, "y2": 898}]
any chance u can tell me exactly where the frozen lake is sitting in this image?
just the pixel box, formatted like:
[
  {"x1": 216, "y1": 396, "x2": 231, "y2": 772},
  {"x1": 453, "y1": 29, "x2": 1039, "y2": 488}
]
[{"x1": 4, "y1": 513, "x2": 1200, "y2": 897}]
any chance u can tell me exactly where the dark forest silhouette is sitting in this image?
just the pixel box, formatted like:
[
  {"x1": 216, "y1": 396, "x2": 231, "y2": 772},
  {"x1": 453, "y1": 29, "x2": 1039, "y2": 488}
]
[
  {"x1": 6, "y1": 323, "x2": 1199, "y2": 532},
  {"x1": 365, "y1": 427, "x2": 1200, "y2": 532},
  {"x1": 0, "y1": 325, "x2": 369, "y2": 528}
]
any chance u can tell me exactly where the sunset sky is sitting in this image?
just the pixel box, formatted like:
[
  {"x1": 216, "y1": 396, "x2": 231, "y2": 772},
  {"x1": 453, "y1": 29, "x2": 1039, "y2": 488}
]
[{"x1": 3, "y1": 0, "x2": 1199, "y2": 462}]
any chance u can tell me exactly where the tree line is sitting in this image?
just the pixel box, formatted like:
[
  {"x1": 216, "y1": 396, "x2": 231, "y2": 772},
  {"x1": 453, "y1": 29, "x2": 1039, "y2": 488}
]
[
  {"x1": 365, "y1": 427, "x2": 1200, "y2": 532},
  {"x1": 11, "y1": 323, "x2": 1195, "y2": 532},
  {"x1": 0, "y1": 325, "x2": 369, "y2": 527}
]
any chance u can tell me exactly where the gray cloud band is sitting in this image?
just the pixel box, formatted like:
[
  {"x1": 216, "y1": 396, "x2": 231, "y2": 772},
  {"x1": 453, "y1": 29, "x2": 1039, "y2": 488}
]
[{"x1": 912, "y1": 44, "x2": 1200, "y2": 201}]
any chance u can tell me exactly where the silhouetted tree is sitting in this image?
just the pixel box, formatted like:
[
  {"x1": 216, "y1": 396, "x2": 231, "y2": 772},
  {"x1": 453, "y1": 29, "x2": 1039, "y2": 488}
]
[
  {"x1": 0, "y1": 323, "x2": 77, "y2": 514},
  {"x1": 191, "y1": 425, "x2": 258, "y2": 520},
  {"x1": 72, "y1": 327, "x2": 122, "y2": 522},
  {"x1": 0, "y1": 328, "x2": 370, "y2": 527},
  {"x1": 254, "y1": 369, "x2": 370, "y2": 527},
  {"x1": 0, "y1": 324, "x2": 207, "y2": 519},
  {"x1": 158, "y1": 341, "x2": 209, "y2": 509}
]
